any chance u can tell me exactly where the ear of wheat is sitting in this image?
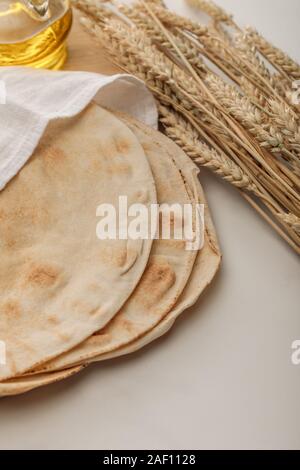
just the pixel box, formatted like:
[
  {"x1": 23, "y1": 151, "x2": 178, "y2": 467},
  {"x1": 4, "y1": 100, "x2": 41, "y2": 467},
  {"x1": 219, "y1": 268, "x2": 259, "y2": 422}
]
[
  {"x1": 75, "y1": 0, "x2": 300, "y2": 254},
  {"x1": 186, "y1": 0, "x2": 233, "y2": 25},
  {"x1": 245, "y1": 28, "x2": 300, "y2": 81},
  {"x1": 159, "y1": 105, "x2": 259, "y2": 194}
]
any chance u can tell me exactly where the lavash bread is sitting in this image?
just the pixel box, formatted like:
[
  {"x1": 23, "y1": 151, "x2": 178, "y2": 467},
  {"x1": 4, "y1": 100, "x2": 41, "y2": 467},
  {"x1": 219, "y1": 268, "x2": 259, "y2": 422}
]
[
  {"x1": 85, "y1": 114, "x2": 221, "y2": 363},
  {"x1": 28, "y1": 108, "x2": 199, "y2": 375},
  {"x1": 0, "y1": 104, "x2": 156, "y2": 381},
  {"x1": 0, "y1": 109, "x2": 221, "y2": 397},
  {"x1": 37, "y1": 113, "x2": 221, "y2": 370}
]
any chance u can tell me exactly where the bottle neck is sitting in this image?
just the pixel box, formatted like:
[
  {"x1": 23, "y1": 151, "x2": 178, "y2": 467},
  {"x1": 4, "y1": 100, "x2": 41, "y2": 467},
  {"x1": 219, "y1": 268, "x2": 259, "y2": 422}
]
[
  {"x1": 0, "y1": 1, "x2": 70, "y2": 43},
  {"x1": 20, "y1": 1, "x2": 51, "y2": 22}
]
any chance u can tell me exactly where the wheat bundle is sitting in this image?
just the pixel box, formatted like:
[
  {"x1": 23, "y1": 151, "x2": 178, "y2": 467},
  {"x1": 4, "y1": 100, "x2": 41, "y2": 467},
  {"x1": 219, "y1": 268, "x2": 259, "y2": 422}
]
[{"x1": 74, "y1": 0, "x2": 300, "y2": 254}]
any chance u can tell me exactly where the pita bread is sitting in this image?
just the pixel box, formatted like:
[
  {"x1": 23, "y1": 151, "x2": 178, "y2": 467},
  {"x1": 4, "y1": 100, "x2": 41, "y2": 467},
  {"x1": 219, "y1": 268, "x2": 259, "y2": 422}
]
[
  {"x1": 26, "y1": 109, "x2": 199, "y2": 375},
  {"x1": 1, "y1": 114, "x2": 220, "y2": 397},
  {"x1": 53, "y1": 116, "x2": 221, "y2": 366},
  {"x1": 0, "y1": 104, "x2": 157, "y2": 380},
  {"x1": 92, "y1": 181, "x2": 221, "y2": 362},
  {"x1": 65, "y1": 117, "x2": 221, "y2": 365},
  {"x1": 0, "y1": 188, "x2": 219, "y2": 398}
]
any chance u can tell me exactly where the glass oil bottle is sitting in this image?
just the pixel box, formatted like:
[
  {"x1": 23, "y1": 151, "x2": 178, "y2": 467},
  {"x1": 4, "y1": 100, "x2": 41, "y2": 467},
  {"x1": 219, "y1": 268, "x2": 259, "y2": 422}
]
[{"x1": 0, "y1": 1, "x2": 72, "y2": 70}]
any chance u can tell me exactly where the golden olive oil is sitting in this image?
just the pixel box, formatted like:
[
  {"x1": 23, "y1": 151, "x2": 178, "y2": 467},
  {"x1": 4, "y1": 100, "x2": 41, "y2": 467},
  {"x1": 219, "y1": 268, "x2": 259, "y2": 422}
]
[{"x1": 0, "y1": 1, "x2": 72, "y2": 70}]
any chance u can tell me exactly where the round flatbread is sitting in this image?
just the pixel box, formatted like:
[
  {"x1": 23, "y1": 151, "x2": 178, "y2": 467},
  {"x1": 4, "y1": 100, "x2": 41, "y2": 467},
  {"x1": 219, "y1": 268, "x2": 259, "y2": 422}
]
[
  {"x1": 93, "y1": 180, "x2": 221, "y2": 363},
  {"x1": 27, "y1": 109, "x2": 199, "y2": 375},
  {"x1": 1, "y1": 114, "x2": 221, "y2": 397},
  {"x1": 62, "y1": 116, "x2": 221, "y2": 366},
  {"x1": 0, "y1": 104, "x2": 156, "y2": 380}
]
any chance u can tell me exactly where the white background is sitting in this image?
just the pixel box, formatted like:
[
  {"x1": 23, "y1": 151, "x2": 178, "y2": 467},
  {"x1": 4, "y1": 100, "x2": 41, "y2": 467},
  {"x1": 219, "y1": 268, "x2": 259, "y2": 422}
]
[{"x1": 0, "y1": 0, "x2": 299, "y2": 450}]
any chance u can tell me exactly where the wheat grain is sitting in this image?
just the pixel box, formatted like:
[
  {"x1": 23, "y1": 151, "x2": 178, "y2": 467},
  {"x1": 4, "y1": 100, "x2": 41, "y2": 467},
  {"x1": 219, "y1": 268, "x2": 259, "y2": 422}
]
[
  {"x1": 81, "y1": 9, "x2": 268, "y2": 198},
  {"x1": 80, "y1": 16, "x2": 177, "y2": 99},
  {"x1": 120, "y1": 5, "x2": 173, "y2": 43},
  {"x1": 278, "y1": 213, "x2": 300, "y2": 235},
  {"x1": 120, "y1": 5, "x2": 208, "y2": 76},
  {"x1": 292, "y1": 162, "x2": 300, "y2": 177},
  {"x1": 101, "y1": 16, "x2": 236, "y2": 142},
  {"x1": 141, "y1": 3, "x2": 209, "y2": 39},
  {"x1": 240, "y1": 77, "x2": 267, "y2": 107},
  {"x1": 159, "y1": 105, "x2": 258, "y2": 192},
  {"x1": 234, "y1": 36, "x2": 271, "y2": 80},
  {"x1": 211, "y1": 21, "x2": 234, "y2": 45},
  {"x1": 204, "y1": 74, "x2": 297, "y2": 157},
  {"x1": 73, "y1": 0, "x2": 113, "y2": 24},
  {"x1": 78, "y1": 0, "x2": 300, "y2": 252},
  {"x1": 171, "y1": 30, "x2": 208, "y2": 76},
  {"x1": 233, "y1": 35, "x2": 288, "y2": 99},
  {"x1": 186, "y1": 0, "x2": 233, "y2": 24},
  {"x1": 141, "y1": 3, "x2": 245, "y2": 83},
  {"x1": 80, "y1": 14, "x2": 205, "y2": 118},
  {"x1": 143, "y1": 1, "x2": 300, "y2": 202},
  {"x1": 268, "y1": 100, "x2": 300, "y2": 157},
  {"x1": 246, "y1": 28, "x2": 300, "y2": 81}
]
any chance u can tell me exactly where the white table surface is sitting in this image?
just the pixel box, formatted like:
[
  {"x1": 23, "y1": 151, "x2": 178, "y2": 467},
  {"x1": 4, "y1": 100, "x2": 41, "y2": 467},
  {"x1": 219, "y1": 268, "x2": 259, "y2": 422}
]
[{"x1": 0, "y1": 0, "x2": 299, "y2": 450}]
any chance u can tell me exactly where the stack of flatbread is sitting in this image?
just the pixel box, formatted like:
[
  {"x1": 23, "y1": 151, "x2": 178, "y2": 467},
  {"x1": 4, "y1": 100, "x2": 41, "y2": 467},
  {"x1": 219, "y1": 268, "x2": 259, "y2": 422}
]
[{"x1": 0, "y1": 104, "x2": 221, "y2": 397}]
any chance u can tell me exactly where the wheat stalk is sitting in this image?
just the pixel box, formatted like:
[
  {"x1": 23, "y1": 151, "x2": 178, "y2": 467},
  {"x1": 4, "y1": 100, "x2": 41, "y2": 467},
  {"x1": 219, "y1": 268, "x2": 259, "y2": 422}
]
[
  {"x1": 246, "y1": 28, "x2": 300, "y2": 81},
  {"x1": 119, "y1": 5, "x2": 208, "y2": 77},
  {"x1": 240, "y1": 77, "x2": 267, "y2": 107},
  {"x1": 76, "y1": 0, "x2": 300, "y2": 253},
  {"x1": 205, "y1": 74, "x2": 300, "y2": 166},
  {"x1": 81, "y1": 14, "x2": 229, "y2": 138},
  {"x1": 243, "y1": 193, "x2": 300, "y2": 255},
  {"x1": 79, "y1": 17, "x2": 179, "y2": 101},
  {"x1": 140, "y1": 0, "x2": 300, "y2": 203},
  {"x1": 186, "y1": 0, "x2": 234, "y2": 25},
  {"x1": 160, "y1": 105, "x2": 300, "y2": 244},
  {"x1": 139, "y1": 3, "x2": 209, "y2": 39},
  {"x1": 159, "y1": 105, "x2": 259, "y2": 192},
  {"x1": 268, "y1": 100, "x2": 300, "y2": 157},
  {"x1": 233, "y1": 35, "x2": 293, "y2": 106},
  {"x1": 72, "y1": 0, "x2": 113, "y2": 24},
  {"x1": 79, "y1": 14, "x2": 268, "y2": 200},
  {"x1": 278, "y1": 213, "x2": 300, "y2": 235},
  {"x1": 146, "y1": 5, "x2": 289, "y2": 107}
]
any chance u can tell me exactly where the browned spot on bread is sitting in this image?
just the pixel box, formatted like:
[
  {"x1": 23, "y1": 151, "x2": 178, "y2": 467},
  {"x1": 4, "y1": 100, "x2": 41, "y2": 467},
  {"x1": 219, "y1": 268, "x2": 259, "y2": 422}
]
[
  {"x1": 120, "y1": 319, "x2": 134, "y2": 333},
  {"x1": 94, "y1": 145, "x2": 131, "y2": 176},
  {"x1": 0, "y1": 209, "x2": 6, "y2": 221},
  {"x1": 134, "y1": 189, "x2": 150, "y2": 204},
  {"x1": 89, "y1": 282, "x2": 100, "y2": 292},
  {"x1": 115, "y1": 248, "x2": 129, "y2": 268},
  {"x1": 11, "y1": 206, "x2": 39, "y2": 226},
  {"x1": 161, "y1": 239, "x2": 186, "y2": 249},
  {"x1": 71, "y1": 299, "x2": 86, "y2": 311},
  {"x1": 57, "y1": 332, "x2": 71, "y2": 342},
  {"x1": 71, "y1": 299, "x2": 99, "y2": 317},
  {"x1": 5, "y1": 237, "x2": 17, "y2": 249},
  {"x1": 141, "y1": 142, "x2": 152, "y2": 153},
  {"x1": 115, "y1": 137, "x2": 131, "y2": 155},
  {"x1": 135, "y1": 259, "x2": 176, "y2": 309},
  {"x1": 26, "y1": 264, "x2": 60, "y2": 287},
  {"x1": 43, "y1": 146, "x2": 68, "y2": 164},
  {"x1": 97, "y1": 245, "x2": 127, "y2": 268},
  {"x1": 110, "y1": 161, "x2": 131, "y2": 175},
  {"x1": 47, "y1": 315, "x2": 60, "y2": 326},
  {"x1": 2, "y1": 300, "x2": 21, "y2": 319},
  {"x1": 89, "y1": 158, "x2": 103, "y2": 174},
  {"x1": 92, "y1": 329, "x2": 110, "y2": 341}
]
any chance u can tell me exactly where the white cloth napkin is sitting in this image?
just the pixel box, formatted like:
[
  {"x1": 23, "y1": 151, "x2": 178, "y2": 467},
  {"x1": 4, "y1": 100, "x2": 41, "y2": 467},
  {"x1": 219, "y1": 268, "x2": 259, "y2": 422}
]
[{"x1": 0, "y1": 67, "x2": 158, "y2": 191}]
